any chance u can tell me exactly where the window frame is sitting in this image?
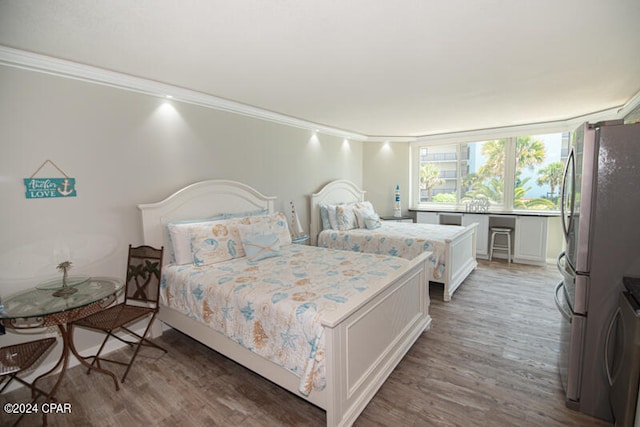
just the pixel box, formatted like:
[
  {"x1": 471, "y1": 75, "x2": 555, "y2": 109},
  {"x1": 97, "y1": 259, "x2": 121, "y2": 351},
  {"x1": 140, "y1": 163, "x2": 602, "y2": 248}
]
[{"x1": 410, "y1": 131, "x2": 565, "y2": 213}]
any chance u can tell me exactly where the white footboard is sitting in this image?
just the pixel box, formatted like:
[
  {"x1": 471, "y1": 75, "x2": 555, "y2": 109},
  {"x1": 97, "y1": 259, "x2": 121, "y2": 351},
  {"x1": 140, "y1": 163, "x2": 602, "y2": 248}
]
[
  {"x1": 157, "y1": 252, "x2": 430, "y2": 427},
  {"x1": 322, "y1": 252, "x2": 431, "y2": 426},
  {"x1": 440, "y1": 223, "x2": 478, "y2": 301}
]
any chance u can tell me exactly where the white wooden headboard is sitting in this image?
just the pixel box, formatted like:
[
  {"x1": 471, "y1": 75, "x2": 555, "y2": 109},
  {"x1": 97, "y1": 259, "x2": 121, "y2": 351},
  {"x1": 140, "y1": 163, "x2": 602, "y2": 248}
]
[
  {"x1": 138, "y1": 180, "x2": 276, "y2": 261},
  {"x1": 309, "y1": 179, "x2": 366, "y2": 246}
]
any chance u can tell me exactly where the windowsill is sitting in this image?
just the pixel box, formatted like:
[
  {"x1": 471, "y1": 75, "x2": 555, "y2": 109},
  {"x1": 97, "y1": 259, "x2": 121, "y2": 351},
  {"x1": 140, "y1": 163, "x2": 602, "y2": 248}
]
[{"x1": 409, "y1": 206, "x2": 560, "y2": 217}]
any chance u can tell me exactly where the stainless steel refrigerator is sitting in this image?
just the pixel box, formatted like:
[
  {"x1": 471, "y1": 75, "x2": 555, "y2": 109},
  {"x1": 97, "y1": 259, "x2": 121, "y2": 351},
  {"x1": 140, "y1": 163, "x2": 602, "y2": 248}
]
[{"x1": 555, "y1": 121, "x2": 640, "y2": 422}]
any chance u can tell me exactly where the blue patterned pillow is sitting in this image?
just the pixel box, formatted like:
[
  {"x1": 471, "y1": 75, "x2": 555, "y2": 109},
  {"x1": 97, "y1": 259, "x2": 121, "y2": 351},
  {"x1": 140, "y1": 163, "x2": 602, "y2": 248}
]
[
  {"x1": 363, "y1": 213, "x2": 382, "y2": 229},
  {"x1": 242, "y1": 233, "x2": 281, "y2": 263},
  {"x1": 189, "y1": 218, "x2": 245, "y2": 266},
  {"x1": 336, "y1": 204, "x2": 358, "y2": 230},
  {"x1": 319, "y1": 204, "x2": 331, "y2": 230}
]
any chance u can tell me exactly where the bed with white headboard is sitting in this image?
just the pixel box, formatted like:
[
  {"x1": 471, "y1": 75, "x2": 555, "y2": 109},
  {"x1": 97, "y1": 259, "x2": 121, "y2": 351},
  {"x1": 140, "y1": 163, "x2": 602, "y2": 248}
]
[
  {"x1": 138, "y1": 179, "x2": 431, "y2": 427},
  {"x1": 310, "y1": 179, "x2": 477, "y2": 302}
]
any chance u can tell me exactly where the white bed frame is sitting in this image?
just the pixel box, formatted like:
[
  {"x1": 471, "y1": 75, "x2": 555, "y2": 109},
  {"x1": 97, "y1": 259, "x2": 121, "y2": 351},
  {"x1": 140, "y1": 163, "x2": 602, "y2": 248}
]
[
  {"x1": 138, "y1": 180, "x2": 431, "y2": 427},
  {"x1": 310, "y1": 179, "x2": 478, "y2": 302}
]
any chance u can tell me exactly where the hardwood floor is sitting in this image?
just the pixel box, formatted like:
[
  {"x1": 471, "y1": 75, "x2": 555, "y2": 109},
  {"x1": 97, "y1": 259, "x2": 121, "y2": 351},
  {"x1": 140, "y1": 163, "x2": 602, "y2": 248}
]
[{"x1": 1, "y1": 260, "x2": 614, "y2": 426}]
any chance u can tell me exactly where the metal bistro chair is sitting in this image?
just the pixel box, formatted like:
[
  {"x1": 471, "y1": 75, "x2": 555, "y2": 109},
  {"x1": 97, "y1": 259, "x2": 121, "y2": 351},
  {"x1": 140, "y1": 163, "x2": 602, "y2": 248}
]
[
  {"x1": 73, "y1": 245, "x2": 166, "y2": 383},
  {"x1": 1, "y1": 337, "x2": 57, "y2": 426}
]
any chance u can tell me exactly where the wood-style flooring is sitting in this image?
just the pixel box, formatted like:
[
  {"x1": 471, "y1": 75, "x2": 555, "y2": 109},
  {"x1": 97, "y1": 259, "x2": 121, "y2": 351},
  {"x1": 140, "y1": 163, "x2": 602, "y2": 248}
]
[{"x1": 1, "y1": 260, "x2": 614, "y2": 426}]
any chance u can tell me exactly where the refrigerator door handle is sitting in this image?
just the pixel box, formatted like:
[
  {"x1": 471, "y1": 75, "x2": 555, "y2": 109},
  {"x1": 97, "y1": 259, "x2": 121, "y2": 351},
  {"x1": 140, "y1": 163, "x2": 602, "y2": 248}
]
[
  {"x1": 556, "y1": 251, "x2": 565, "y2": 272},
  {"x1": 557, "y1": 251, "x2": 574, "y2": 279},
  {"x1": 560, "y1": 148, "x2": 576, "y2": 242},
  {"x1": 604, "y1": 306, "x2": 623, "y2": 386},
  {"x1": 555, "y1": 281, "x2": 572, "y2": 321}
]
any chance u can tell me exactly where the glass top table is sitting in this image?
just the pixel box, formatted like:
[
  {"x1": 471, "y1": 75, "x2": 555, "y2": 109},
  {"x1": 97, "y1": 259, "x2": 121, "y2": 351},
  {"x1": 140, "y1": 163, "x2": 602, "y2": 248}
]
[
  {"x1": 1, "y1": 277, "x2": 123, "y2": 325},
  {"x1": 0, "y1": 276, "x2": 124, "y2": 410}
]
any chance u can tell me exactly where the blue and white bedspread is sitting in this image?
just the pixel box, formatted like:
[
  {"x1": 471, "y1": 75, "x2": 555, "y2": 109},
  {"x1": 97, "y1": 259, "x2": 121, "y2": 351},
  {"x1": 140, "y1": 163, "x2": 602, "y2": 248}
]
[
  {"x1": 160, "y1": 244, "x2": 409, "y2": 396},
  {"x1": 318, "y1": 222, "x2": 467, "y2": 282}
]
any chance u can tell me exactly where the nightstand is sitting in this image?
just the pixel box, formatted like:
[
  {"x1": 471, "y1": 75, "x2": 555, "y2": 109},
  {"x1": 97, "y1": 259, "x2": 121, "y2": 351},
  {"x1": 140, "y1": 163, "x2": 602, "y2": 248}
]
[
  {"x1": 292, "y1": 235, "x2": 310, "y2": 245},
  {"x1": 380, "y1": 216, "x2": 414, "y2": 223}
]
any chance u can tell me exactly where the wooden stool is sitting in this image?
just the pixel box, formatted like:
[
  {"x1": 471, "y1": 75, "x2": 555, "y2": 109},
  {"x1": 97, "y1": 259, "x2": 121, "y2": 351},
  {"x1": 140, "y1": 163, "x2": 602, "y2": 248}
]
[{"x1": 489, "y1": 227, "x2": 512, "y2": 263}]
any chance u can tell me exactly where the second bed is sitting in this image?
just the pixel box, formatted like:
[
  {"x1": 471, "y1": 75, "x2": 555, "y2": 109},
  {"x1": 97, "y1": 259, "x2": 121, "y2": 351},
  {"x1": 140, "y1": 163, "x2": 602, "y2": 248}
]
[{"x1": 310, "y1": 180, "x2": 478, "y2": 301}]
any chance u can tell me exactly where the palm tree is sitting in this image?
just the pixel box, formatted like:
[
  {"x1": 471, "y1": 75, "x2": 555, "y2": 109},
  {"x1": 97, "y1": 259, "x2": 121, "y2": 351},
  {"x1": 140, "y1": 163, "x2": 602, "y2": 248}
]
[
  {"x1": 420, "y1": 163, "x2": 443, "y2": 201},
  {"x1": 536, "y1": 161, "x2": 564, "y2": 198},
  {"x1": 515, "y1": 136, "x2": 546, "y2": 173},
  {"x1": 466, "y1": 177, "x2": 556, "y2": 209},
  {"x1": 478, "y1": 140, "x2": 507, "y2": 179},
  {"x1": 462, "y1": 172, "x2": 480, "y2": 193},
  {"x1": 478, "y1": 136, "x2": 547, "y2": 180}
]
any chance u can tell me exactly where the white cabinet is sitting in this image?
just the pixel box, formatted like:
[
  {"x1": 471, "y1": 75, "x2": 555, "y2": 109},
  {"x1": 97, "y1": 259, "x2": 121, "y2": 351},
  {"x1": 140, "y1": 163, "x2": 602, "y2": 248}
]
[
  {"x1": 416, "y1": 212, "x2": 439, "y2": 224},
  {"x1": 462, "y1": 214, "x2": 489, "y2": 258},
  {"x1": 514, "y1": 216, "x2": 548, "y2": 265},
  {"x1": 415, "y1": 211, "x2": 550, "y2": 264}
]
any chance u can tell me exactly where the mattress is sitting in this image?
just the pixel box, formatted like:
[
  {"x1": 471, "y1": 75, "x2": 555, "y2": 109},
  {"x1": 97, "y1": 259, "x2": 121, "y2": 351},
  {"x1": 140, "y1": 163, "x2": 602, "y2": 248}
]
[
  {"x1": 160, "y1": 244, "x2": 410, "y2": 395},
  {"x1": 318, "y1": 222, "x2": 466, "y2": 282}
]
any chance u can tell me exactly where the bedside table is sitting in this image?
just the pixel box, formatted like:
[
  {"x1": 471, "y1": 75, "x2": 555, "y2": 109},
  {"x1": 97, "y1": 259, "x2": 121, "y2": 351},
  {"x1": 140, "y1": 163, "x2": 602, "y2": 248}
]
[
  {"x1": 380, "y1": 216, "x2": 414, "y2": 223},
  {"x1": 292, "y1": 235, "x2": 310, "y2": 245}
]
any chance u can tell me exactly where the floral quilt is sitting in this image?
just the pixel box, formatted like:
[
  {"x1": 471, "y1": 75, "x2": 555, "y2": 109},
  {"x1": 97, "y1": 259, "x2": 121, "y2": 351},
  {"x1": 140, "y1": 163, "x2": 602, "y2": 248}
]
[
  {"x1": 318, "y1": 222, "x2": 467, "y2": 282},
  {"x1": 160, "y1": 244, "x2": 409, "y2": 396}
]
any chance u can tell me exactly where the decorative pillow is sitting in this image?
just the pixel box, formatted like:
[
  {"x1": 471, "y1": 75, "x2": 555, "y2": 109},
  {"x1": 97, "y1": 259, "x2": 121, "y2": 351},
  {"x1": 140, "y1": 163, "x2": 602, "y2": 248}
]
[
  {"x1": 363, "y1": 213, "x2": 382, "y2": 229},
  {"x1": 241, "y1": 233, "x2": 281, "y2": 263},
  {"x1": 336, "y1": 204, "x2": 358, "y2": 230},
  {"x1": 353, "y1": 201, "x2": 377, "y2": 229},
  {"x1": 167, "y1": 216, "x2": 224, "y2": 265},
  {"x1": 319, "y1": 204, "x2": 331, "y2": 230},
  {"x1": 247, "y1": 212, "x2": 292, "y2": 246},
  {"x1": 189, "y1": 218, "x2": 247, "y2": 266},
  {"x1": 325, "y1": 204, "x2": 340, "y2": 230}
]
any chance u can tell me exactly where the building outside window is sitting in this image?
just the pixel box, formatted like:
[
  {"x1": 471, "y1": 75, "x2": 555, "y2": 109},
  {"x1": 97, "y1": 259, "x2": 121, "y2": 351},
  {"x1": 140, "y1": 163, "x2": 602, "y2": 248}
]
[{"x1": 415, "y1": 132, "x2": 569, "y2": 211}]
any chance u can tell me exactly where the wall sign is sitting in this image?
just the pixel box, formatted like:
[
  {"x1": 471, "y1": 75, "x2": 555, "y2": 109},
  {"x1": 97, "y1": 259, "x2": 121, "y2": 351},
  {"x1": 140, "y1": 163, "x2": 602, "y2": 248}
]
[{"x1": 24, "y1": 160, "x2": 77, "y2": 199}]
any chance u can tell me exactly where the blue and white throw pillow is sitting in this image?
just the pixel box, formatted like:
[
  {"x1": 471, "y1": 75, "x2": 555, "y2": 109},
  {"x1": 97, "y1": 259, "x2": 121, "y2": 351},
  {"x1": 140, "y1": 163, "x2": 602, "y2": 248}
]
[{"x1": 242, "y1": 233, "x2": 282, "y2": 263}]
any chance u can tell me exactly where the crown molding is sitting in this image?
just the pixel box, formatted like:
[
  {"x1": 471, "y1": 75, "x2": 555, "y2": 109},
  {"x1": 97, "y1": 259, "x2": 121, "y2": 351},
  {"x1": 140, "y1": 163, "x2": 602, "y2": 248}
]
[
  {"x1": 2, "y1": 45, "x2": 639, "y2": 144},
  {"x1": 616, "y1": 89, "x2": 640, "y2": 118},
  {"x1": 409, "y1": 104, "x2": 632, "y2": 146},
  {"x1": 0, "y1": 45, "x2": 367, "y2": 141}
]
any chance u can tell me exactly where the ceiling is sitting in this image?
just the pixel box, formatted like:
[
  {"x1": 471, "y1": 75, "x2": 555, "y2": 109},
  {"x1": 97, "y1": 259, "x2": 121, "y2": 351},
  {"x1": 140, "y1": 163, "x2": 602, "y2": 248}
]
[{"x1": 1, "y1": 0, "x2": 639, "y2": 139}]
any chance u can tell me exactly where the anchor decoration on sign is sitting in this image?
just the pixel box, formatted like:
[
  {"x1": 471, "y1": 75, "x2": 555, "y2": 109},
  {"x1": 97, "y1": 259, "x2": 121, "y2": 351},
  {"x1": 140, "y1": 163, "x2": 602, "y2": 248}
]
[{"x1": 24, "y1": 160, "x2": 77, "y2": 199}]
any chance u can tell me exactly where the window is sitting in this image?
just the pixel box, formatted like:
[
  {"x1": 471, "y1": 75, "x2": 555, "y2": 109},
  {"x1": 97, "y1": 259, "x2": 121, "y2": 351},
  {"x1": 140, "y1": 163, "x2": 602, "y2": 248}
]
[
  {"x1": 512, "y1": 133, "x2": 569, "y2": 210},
  {"x1": 414, "y1": 132, "x2": 569, "y2": 211}
]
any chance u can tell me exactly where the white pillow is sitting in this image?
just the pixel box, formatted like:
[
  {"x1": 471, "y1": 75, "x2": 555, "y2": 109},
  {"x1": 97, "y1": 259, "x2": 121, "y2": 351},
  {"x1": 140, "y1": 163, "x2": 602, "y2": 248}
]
[
  {"x1": 326, "y1": 204, "x2": 339, "y2": 230},
  {"x1": 353, "y1": 201, "x2": 377, "y2": 229},
  {"x1": 166, "y1": 209, "x2": 269, "y2": 264},
  {"x1": 167, "y1": 217, "x2": 223, "y2": 265},
  {"x1": 247, "y1": 212, "x2": 292, "y2": 246}
]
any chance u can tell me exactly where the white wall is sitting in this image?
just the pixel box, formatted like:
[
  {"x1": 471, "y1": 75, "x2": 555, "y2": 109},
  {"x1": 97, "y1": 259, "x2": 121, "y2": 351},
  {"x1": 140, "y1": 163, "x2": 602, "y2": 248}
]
[
  {"x1": 0, "y1": 65, "x2": 362, "y2": 351},
  {"x1": 362, "y1": 141, "x2": 411, "y2": 217}
]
